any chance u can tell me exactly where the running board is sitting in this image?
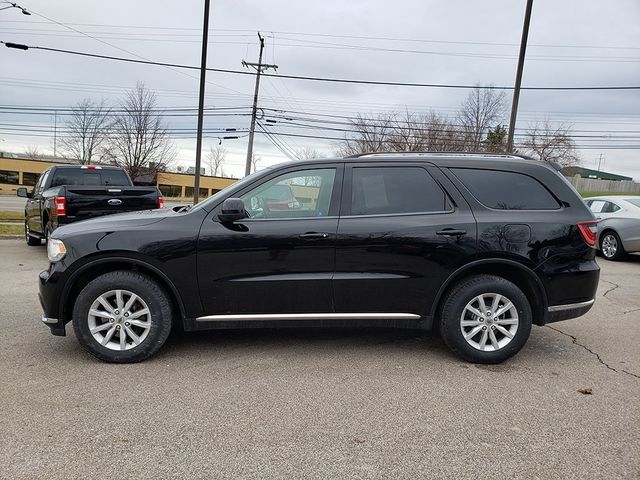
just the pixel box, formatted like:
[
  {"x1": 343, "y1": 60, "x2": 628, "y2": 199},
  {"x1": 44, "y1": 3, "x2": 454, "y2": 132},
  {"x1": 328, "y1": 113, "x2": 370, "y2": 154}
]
[{"x1": 195, "y1": 313, "x2": 421, "y2": 322}]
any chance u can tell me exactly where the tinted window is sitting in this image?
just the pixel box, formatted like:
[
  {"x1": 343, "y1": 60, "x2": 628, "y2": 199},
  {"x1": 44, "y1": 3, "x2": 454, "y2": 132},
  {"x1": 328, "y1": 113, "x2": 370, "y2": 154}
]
[
  {"x1": 159, "y1": 184, "x2": 183, "y2": 198},
  {"x1": 241, "y1": 168, "x2": 336, "y2": 219},
  {"x1": 50, "y1": 168, "x2": 132, "y2": 187},
  {"x1": 452, "y1": 168, "x2": 560, "y2": 210},
  {"x1": 603, "y1": 201, "x2": 621, "y2": 213},
  {"x1": 350, "y1": 167, "x2": 449, "y2": 216},
  {"x1": 0, "y1": 170, "x2": 19, "y2": 185},
  {"x1": 22, "y1": 172, "x2": 40, "y2": 187}
]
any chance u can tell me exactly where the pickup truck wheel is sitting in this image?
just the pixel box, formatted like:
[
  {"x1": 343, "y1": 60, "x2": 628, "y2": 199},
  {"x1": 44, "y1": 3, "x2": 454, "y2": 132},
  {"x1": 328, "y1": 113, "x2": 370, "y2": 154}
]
[
  {"x1": 72, "y1": 271, "x2": 172, "y2": 363},
  {"x1": 44, "y1": 223, "x2": 53, "y2": 245},
  {"x1": 439, "y1": 275, "x2": 532, "y2": 364},
  {"x1": 25, "y1": 219, "x2": 41, "y2": 246}
]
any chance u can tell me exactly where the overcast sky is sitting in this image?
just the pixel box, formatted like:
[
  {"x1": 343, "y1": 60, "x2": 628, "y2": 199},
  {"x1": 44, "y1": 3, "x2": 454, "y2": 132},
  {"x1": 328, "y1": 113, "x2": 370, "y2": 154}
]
[{"x1": 1, "y1": 0, "x2": 639, "y2": 179}]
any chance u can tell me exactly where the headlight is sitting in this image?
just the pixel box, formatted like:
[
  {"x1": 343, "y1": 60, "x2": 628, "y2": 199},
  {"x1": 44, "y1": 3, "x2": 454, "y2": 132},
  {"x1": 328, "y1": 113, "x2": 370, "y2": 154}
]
[{"x1": 47, "y1": 238, "x2": 67, "y2": 262}]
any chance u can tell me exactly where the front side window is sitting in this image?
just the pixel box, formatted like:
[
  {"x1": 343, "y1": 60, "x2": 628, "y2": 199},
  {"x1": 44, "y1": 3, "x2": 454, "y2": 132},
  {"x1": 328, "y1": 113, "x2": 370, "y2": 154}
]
[
  {"x1": 350, "y1": 166, "x2": 449, "y2": 216},
  {"x1": 240, "y1": 168, "x2": 336, "y2": 219},
  {"x1": 452, "y1": 168, "x2": 560, "y2": 210}
]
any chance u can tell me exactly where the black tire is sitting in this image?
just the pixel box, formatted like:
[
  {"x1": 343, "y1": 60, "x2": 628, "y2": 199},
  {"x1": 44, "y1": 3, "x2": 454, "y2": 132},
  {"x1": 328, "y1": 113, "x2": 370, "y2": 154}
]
[
  {"x1": 599, "y1": 230, "x2": 626, "y2": 261},
  {"x1": 439, "y1": 274, "x2": 532, "y2": 364},
  {"x1": 25, "y1": 218, "x2": 41, "y2": 246},
  {"x1": 44, "y1": 222, "x2": 53, "y2": 245},
  {"x1": 72, "y1": 270, "x2": 173, "y2": 363}
]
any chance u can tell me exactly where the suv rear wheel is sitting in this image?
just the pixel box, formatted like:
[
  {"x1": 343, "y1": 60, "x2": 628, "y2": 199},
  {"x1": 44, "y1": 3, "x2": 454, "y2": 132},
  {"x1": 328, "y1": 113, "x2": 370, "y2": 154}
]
[
  {"x1": 439, "y1": 275, "x2": 532, "y2": 364},
  {"x1": 72, "y1": 271, "x2": 172, "y2": 363}
]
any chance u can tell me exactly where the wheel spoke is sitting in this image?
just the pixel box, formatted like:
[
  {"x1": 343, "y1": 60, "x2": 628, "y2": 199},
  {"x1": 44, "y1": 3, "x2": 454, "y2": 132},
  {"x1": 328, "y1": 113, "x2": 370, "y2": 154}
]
[
  {"x1": 466, "y1": 306, "x2": 484, "y2": 319},
  {"x1": 495, "y1": 318, "x2": 518, "y2": 326},
  {"x1": 124, "y1": 325, "x2": 142, "y2": 346},
  {"x1": 490, "y1": 294, "x2": 502, "y2": 314},
  {"x1": 89, "y1": 309, "x2": 113, "y2": 320},
  {"x1": 129, "y1": 319, "x2": 151, "y2": 329},
  {"x1": 489, "y1": 329, "x2": 500, "y2": 350},
  {"x1": 128, "y1": 308, "x2": 150, "y2": 319},
  {"x1": 97, "y1": 297, "x2": 115, "y2": 315},
  {"x1": 101, "y1": 326, "x2": 117, "y2": 345},
  {"x1": 90, "y1": 322, "x2": 112, "y2": 334},
  {"x1": 478, "y1": 329, "x2": 488, "y2": 349},
  {"x1": 461, "y1": 319, "x2": 481, "y2": 327},
  {"x1": 495, "y1": 325, "x2": 514, "y2": 338},
  {"x1": 464, "y1": 325, "x2": 483, "y2": 340},
  {"x1": 122, "y1": 293, "x2": 139, "y2": 315},
  {"x1": 494, "y1": 302, "x2": 514, "y2": 318},
  {"x1": 115, "y1": 290, "x2": 124, "y2": 311},
  {"x1": 119, "y1": 326, "x2": 127, "y2": 350},
  {"x1": 478, "y1": 295, "x2": 488, "y2": 314}
]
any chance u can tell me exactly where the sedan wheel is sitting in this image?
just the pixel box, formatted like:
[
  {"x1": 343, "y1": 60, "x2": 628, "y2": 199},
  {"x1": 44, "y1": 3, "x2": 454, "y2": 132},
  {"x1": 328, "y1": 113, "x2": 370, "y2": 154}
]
[{"x1": 600, "y1": 231, "x2": 625, "y2": 261}]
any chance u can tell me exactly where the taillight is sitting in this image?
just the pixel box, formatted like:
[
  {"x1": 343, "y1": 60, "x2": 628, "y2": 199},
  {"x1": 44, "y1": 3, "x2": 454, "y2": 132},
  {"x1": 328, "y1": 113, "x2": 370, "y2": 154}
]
[
  {"x1": 577, "y1": 220, "x2": 598, "y2": 247},
  {"x1": 54, "y1": 196, "x2": 66, "y2": 216},
  {"x1": 157, "y1": 196, "x2": 164, "y2": 209}
]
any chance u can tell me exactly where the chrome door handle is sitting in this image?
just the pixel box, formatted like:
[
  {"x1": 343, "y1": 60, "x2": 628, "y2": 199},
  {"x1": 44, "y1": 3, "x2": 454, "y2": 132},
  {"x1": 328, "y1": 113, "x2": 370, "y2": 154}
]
[{"x1": 299, "y1": 232, "x2": 330, "y2": 240}]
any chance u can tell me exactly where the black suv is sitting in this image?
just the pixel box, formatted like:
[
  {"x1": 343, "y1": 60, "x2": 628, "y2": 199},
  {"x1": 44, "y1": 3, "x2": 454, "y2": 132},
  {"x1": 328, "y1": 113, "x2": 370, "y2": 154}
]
[{"x1": 39, "y1": 153, "x2": 600, "y2": 363}]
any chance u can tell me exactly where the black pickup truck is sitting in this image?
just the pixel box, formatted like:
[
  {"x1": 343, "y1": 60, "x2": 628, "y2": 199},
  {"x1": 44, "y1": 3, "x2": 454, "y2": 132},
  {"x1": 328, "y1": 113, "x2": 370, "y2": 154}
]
[{"x1": 17, "y1": 165, "x2": 164, "y2": 246}]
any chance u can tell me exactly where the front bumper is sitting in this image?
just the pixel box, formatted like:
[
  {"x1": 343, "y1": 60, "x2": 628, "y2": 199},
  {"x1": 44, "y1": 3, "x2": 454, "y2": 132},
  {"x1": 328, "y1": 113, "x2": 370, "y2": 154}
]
[{"x1": 39, "y1": 268, "x2": 67, "y2": 336}]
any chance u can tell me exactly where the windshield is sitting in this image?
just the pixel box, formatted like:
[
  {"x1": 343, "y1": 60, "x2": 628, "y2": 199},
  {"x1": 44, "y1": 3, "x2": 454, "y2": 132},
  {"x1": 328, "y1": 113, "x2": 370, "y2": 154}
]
[
  {"x1": 625, "y1": 198, "x2": 640, "y2": 208},
  {"x1": 189, "y1": 169, "x2": 266, "y2": 213}
]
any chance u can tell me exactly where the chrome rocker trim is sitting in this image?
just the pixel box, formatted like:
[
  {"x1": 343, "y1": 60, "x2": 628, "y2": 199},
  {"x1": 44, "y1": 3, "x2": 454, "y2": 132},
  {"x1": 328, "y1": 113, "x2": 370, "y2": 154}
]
[
  {"x1": 196, "y1": 312, "x2": 421, "y2": 322},
  {"x1": 547, "y1": 299, "x2": 595, "y2": 312}
]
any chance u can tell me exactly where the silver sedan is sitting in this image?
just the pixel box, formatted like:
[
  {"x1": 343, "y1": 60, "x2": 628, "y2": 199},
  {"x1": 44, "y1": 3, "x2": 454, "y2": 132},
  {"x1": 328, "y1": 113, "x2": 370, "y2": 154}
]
[{"x1": 584, "y1": 196, "x2": 640, "y2": 260}]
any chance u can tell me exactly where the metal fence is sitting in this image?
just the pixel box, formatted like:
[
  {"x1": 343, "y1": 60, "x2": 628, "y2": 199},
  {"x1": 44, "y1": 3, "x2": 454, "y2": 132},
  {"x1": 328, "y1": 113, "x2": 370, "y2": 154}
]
[{"x1": 565, "y1": 175, "x2": 640, "y2": 194}]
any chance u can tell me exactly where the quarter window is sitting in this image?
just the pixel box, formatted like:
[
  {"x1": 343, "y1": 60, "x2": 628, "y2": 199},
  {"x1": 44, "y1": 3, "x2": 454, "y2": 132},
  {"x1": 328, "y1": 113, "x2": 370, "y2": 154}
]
[
  {"x1": 240, "y1": 168, "x2": 336, "y2": 219},
  {"x1": 350, "y1": 166, "x2": 449, "y2": 216},
  {"x1": 452, "y1": 168, "x2": 560, "y2": 210}
]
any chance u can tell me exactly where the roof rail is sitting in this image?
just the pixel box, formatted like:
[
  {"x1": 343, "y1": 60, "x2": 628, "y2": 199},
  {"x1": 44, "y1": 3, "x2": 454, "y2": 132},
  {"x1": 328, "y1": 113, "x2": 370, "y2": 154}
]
[{"x1": 344, "y1": 151, "x2": 525, "y2": 159}]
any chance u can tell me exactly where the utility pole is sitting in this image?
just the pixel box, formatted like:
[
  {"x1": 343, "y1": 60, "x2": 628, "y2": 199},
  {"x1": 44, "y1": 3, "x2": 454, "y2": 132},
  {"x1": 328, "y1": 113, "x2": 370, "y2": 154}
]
[
  {"x1": 507, "y1": 0, "x2": 533, "y2": 153},
  {"x1": 597, "y1": 153, "x2": 604, "y2": 171},
  {"x1": 52, "y1": 110, "x2": 57, "y2": 157},
  {"x1": 193, "y1": 0, "x2": 211, "y2": 205},
  {"x1": 243, "y1": 32, "x2": 277, "y2": 176}
]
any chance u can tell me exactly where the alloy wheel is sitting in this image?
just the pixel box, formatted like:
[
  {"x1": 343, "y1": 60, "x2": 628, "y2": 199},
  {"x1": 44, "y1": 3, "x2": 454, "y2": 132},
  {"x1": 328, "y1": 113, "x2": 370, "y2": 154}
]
[
  {"x1": 601, "y1": 234, "x2": 617, "y2": 258},
  {"x1": 459, "y1": 293, "x2": 519, "y2": 352},
  {"x1": 87, "y1": 289, "x2": 152, "y2": 351}
]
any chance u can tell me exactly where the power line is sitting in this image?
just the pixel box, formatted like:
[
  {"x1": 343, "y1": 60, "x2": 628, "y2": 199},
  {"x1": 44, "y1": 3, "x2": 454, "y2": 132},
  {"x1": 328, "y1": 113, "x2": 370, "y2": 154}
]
[{"x1": 4, "y1": 41, "x2": 640, "y2": 91}]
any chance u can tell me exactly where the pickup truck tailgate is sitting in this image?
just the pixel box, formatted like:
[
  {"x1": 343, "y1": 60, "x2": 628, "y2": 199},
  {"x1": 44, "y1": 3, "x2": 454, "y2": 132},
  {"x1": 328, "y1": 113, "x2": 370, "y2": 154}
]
[{"x1": 64, "y1": 186, "x2": 159, "y2": 221}]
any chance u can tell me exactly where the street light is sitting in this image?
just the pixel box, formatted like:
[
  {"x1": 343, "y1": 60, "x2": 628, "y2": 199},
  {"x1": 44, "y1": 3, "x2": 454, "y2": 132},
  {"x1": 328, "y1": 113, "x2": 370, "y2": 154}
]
[{"x1": 0, "y1": 2, "x2": 31, "y2": 14}]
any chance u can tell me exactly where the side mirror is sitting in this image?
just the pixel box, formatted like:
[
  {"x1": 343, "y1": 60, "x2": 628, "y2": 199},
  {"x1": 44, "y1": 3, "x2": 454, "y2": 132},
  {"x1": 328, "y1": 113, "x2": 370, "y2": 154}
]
[
  {"x1": 17, "y1": 187, "x2": 30, "y2": 198},
  {"x1": 218, "y1": 198, "x2": 247, "y2": 222}
]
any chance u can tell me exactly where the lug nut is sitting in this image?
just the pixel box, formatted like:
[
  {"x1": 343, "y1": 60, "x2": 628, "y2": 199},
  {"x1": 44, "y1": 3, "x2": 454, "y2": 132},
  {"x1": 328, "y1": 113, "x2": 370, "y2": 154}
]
[
  {"x1": 125, "y1": 322, "x2": 130, "y2": 327},
  {"x1": 109, "y1": 318, "x2": 115, "y2": 323},
  {"x1": 482, "y1": 326, "x2": 487, "y2": 331},
  {"x1": 491, "y1": 325, "x2": 496, "y2": 330},
  {"x1": 479, "y1": 318, "x2": 484, "y2": 322},
  {"x1": 116, "y1": 325, "x2": 121, "y2": 329},
  {"x1": 124, "y1": 312, "x2": 129, "y2": 317}
]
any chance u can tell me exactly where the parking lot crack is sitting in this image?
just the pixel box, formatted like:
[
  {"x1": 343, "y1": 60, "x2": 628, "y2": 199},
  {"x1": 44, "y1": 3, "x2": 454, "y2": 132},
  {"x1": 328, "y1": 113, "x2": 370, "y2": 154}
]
[
  {"x1": 601, "y1": 280, "x2": 620, "y2": 300},
  {"x1": 546, "y1": 325, "x2": 640, "y2": 380}
]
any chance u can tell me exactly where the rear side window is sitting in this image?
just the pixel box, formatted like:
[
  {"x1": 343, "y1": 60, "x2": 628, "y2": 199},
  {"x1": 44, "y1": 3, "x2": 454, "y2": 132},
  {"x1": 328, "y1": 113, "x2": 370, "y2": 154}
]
[
  {"x1": 51, "y1": 168, "x2": 132, "y2": 187},
  {"x1": 452, "y1": 168, "x2": 560, "y2": 210},
  {"x1": 350, "y1": 166, "x2": 449, "y2": 215}
]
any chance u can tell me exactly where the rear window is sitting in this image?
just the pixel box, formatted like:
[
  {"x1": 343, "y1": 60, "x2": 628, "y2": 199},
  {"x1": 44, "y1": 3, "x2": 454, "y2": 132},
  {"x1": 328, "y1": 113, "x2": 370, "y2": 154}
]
[
  {"x1": 350, "y1": 166, "x2": 449, "y2": 215},
  {"x1": 452, "y1": 168, "x2": 560, "y2": 210},
  {"x1": 50, "y1": 168, "x2": 132, "y2": 187}
]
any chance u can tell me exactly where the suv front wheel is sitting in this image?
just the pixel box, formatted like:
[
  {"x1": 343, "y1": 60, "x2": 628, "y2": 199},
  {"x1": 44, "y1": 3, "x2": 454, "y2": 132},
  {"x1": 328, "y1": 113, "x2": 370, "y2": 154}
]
[
  {"x1": 72, "y1": 271, "x2": 173, "y2": 363},
  {"x1": 439, "y1": 275, "x2": 532, "y2": 364}
]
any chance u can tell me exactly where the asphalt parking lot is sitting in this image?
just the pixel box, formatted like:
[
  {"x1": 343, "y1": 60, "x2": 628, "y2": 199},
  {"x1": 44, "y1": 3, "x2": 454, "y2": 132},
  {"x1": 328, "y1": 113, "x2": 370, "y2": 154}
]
[{"x1": 0, "y1": 239, "x2": 638, "y2": 479}]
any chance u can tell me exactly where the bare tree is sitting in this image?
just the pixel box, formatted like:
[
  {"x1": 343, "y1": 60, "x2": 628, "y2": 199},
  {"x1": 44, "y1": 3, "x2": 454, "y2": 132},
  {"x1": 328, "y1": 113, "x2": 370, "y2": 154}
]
[
  {"x1": 337, "y1": 113, "x2": 395, "y2": 156},
  {"x1": 295, "y1": 146, "x2": 323, "y2": 160},
  {"x1": 520, "y1": 120, "x2": 580, "y2": 167},
  {"x1": 458, "y1": 86, "x2": 507, "y2": 151},
  {"x1": 24, "y1": 145, "x2": 42, "y2": 160},
  {"x1": 58, "y1": 98, "x2": 111, "y2": 164},
  {"x1": 251, "y1": 153, "x2": 261, "y2": 173},
  {"x1": 106, "y1": 83, "x2": 175, "y2": 180},
  {"x1": 206, "y1": 144, "x2": 227, "y2": 177}
]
